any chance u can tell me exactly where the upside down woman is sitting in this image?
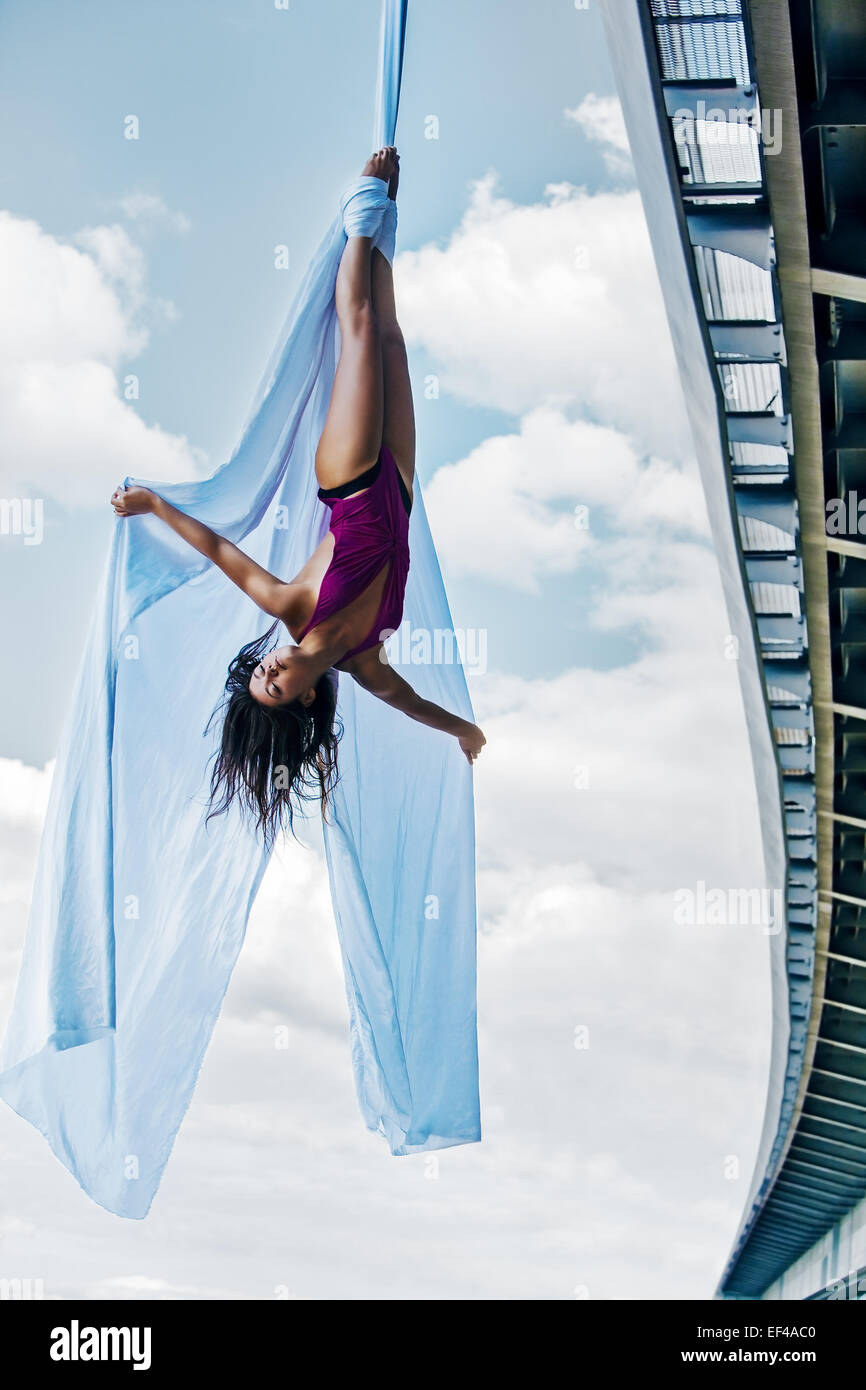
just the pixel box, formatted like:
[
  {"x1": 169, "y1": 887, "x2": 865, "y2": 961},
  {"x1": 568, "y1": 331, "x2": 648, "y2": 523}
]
[{"x1": 112, "y1": 147, "x2": 486, "y2": 845}]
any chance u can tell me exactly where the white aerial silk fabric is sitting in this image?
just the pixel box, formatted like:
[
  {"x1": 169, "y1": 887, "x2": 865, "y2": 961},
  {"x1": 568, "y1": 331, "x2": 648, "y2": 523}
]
[{"x1": 0, "y1": 0, "x2": 480, "y2": 1218}]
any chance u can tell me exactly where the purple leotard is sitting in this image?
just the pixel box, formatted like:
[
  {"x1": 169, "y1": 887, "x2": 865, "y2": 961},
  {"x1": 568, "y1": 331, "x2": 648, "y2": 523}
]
[{"x1": 296, "y1": 444, "x2": 411, "y2": 660}]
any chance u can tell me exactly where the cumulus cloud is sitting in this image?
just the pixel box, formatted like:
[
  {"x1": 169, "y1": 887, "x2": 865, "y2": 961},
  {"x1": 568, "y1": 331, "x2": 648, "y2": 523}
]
[
  {"x1": 74, "y1": 224, "x2": 148, "y2": 311},
  {"x1": 0, "y1": 537, "x2": 771, "y2": 1299},
  {"x1": 0, "y1": 214, "x2": 142, "y2": 368},
  {"x1": 0, "y1": 212, "x2": 206, "y2": 505},
  {"x1": 565, "y1": 92, "x2": 634, "y2": 177},
  {"x1": 0, "y1": 760, "x2": 53, "y2": 1023},
  {"x1": 0, "y1": 427, "x2": 767, "y2": 1303},
  {"x1": 0, "y1": 757, "x2": 52, "y2": 830},
  {"x1": 395, "y1": 174, "x2": 690, "y2": 462},
  {"x1": 473, "y1": 545, "x2": 759, "y2": 891},
  {"x1": 118, "y1": 192, "x2": 191, "y2": 235},
  {"x1": 423, "y1": 407, "x2": 708, "y2": 590}
]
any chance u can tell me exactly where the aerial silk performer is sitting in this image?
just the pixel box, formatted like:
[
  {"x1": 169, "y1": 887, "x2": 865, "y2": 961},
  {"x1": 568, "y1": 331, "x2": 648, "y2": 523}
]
[{"x1": 0, "y1": 1, "x2": 482, "y2": 1219}]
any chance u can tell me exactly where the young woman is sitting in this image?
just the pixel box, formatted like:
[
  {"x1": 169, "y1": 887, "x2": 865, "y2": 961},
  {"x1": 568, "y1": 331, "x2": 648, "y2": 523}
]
[{"x1": 112, "y1": 147, "x2": 486, "y2": 845}]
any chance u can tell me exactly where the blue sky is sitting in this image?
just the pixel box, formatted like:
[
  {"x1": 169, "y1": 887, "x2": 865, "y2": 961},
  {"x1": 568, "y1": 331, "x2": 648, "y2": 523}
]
[{"x1": 0, "y1": 0, "x2": 773, "y2": 1300}]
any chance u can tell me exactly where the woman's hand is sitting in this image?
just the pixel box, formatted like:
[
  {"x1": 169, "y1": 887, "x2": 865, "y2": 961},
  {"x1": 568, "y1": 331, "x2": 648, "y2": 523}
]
[
  {"x1": 111, "y1": 484, "x2": 156, "y2": 517},
  {"x1": 458, "y1": 723, "x2": 486, "y2": 765}
]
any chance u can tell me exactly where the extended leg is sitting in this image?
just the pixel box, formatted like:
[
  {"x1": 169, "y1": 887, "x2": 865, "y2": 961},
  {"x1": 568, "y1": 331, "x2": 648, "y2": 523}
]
[
  {"x1": 315, "y1": 149, "x2": 396, "y2": 491},
  {"x1": 314, "y1": 234, "x2": 383, "y2": 491},
  {"x1": 371, "y1": 245, "x2": 416, "y2": 493}
]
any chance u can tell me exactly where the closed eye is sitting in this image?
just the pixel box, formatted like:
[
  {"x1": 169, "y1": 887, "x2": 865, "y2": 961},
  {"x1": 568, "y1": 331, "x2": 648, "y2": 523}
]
[{"x1": 254, "y1": 662, "x2": 281, "y2": 701}]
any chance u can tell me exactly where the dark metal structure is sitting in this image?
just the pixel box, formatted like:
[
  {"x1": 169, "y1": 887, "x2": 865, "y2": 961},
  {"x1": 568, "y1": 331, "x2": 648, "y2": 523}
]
[{"x1": 603, "y1": 0, "x2": 866, "y2": 1297}]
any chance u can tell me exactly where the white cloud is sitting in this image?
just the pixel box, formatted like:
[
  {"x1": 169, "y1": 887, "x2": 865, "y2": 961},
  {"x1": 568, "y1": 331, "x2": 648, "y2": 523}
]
[
  {"x1": 74, "y1": 224, "x2": 147, "y2": 308},
  {"x1": 423, "y1": 407, "x2": 708, "y2": 590},
  {"x1": 0, "y1": 757, "x2": 52, "y2": 829},
  {"x1": 0, "y1": 707, "x2": 770, "y2": 1299},
  {"x1": 565, "y1": 92, "x2": 634, "y2": 177},
  {"x1": 472, "y1": 547, "x2": 761, "y2": 892},
  {"x1": 0, "y1": 214, "x2": 142, "y2": 368},
  {"x1": 0, "y1": 760, "x2": 53, "y2": 1021},
  {"x1": 0, "y1": 212, "x2": 206, "y2": 505},
  {"x1": 395, "y1": 174, "x2": 690, "y2": 462},
  {"x1": 118, "y1": 192, "x2": 191, "y2": 235},
  {"x1": 0, "y1": 461, "x2": 769, "y2": 1301}
]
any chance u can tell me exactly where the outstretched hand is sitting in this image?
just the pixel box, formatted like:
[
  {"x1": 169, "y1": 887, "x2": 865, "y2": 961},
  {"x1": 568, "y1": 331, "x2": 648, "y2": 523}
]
[
  {"x1": 111, "y1": 484, "x2": 155, "y2": 517},
  {"x1": 458, "y1": 723, "x2": 486, "y2": 766}
]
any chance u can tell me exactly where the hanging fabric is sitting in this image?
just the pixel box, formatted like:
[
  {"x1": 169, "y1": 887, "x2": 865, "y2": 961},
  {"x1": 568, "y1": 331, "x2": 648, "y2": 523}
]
[{"x1": 0, "y1": 0, "x2": 480, "y2": 1218}]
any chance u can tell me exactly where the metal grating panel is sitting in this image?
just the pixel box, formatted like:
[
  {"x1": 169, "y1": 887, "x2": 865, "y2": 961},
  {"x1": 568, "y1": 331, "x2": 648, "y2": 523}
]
[
  {"x1": 653, "y1": 15, "x2": 750, "y2": 84},
  {"x1": 751, "y1": 582, "x2": 801, "y2": 616},
  {"x1": 651, "y1": 0, "x2": 742, "y2": 14},
  {"x1": 677, "y1": 119, "x2": 762, "y2": 184},
  {"x1": 719, "y1": 362, "x2": 784, "y2": 412},
  {"x1": 731, "y1": 442, "x2": 790, "y2": 471},
  {"x1": 694, "y1": 246, "x2": 776, "y2": 320},
  {"x1": 739, "y1": 516, "x2": 796, "y2": 552}
]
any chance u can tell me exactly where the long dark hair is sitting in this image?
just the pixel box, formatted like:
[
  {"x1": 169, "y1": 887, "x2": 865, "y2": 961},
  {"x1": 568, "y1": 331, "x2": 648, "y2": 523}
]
[{"x1": 206, "y1": 621, "x2": 341, "y2": 848}]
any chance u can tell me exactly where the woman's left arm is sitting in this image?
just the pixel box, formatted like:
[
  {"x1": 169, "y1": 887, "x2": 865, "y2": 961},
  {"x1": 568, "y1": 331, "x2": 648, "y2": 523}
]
[{"x1": 349, "y1": 651, "x2": 486, "y2": 764}]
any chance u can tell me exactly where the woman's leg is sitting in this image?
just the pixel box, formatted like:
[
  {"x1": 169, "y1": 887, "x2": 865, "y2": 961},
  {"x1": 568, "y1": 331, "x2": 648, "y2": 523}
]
[
  {"x1": 370, "y1": 191, "x2": 416, "y2": 492},
  {"x1": 314, "y1": 233, "x2": 384, "y2": 491},
  {"x1": 315, "y1": 149, "x2": 397, "y2": 490}
]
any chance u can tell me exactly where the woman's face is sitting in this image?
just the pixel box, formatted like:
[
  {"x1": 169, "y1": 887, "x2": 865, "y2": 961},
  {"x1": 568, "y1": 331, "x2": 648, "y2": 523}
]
[{"x1": 249, "y1": 645, "x2": 316, "y2": 708}]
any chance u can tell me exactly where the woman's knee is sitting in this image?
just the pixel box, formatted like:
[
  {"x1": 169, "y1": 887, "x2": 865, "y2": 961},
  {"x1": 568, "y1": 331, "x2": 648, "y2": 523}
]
[
  {"x1": 379, "y1": 321, "x2": 405, "y2": 352},
  {"x1": 336, "y1": 297, "x2": 379, "y2": 343}
]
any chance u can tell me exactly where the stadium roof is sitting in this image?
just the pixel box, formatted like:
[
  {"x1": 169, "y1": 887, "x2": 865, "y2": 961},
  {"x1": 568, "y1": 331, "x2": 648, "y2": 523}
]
[{"x1": 603, "y1": 0, "x2": 866, "y2": 1297}]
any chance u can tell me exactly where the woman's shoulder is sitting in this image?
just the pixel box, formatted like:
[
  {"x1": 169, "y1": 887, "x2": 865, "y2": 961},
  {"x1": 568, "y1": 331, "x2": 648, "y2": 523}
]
[
  {"x1": 337, "y1": 643, "x2": 386, "y2": 680},
  {"x1": 277, "y1": 580, "x2": 318, "y2": 637}
]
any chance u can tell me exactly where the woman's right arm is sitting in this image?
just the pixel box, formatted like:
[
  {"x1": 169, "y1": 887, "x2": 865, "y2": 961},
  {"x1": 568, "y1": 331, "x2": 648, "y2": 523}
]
[{"x1": 111, "y1": 484, "x2": 294, "y2": 620}]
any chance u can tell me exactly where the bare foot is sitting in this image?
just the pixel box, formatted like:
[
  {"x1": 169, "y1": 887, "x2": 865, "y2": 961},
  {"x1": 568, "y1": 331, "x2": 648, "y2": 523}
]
[{"x1": 362, "y1": 146, "x2": 398, "y2": 188}]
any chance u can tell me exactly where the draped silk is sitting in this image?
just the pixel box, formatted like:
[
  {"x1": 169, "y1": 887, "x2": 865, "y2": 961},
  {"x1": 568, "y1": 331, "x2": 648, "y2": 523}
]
[{"x1": 0, "y1": 0, "x2": 480, "y2": 1217}]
